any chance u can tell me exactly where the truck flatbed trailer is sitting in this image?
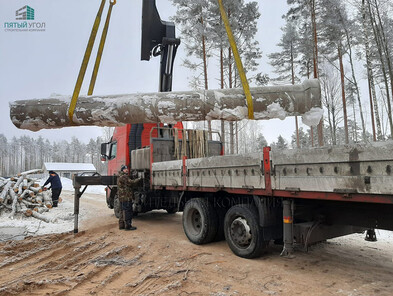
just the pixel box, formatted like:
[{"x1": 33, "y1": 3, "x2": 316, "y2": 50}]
[{"x1": 74, "y1": 135, "x2": 393, "y2": 259}]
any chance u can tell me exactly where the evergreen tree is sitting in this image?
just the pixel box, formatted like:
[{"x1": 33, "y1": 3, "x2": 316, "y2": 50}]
[
  {"x1": 291, "y1": 127, "x2": 310, "y2": 148},
  {"x1": 256, "y1": 134, "x2": 268, "y2": 151},
  {"x1": 271, "y1": 135, "x2": 288, "y2": 150},
  {"x1": 268, "y1": 20, "x2": 300, "y2": 83}
]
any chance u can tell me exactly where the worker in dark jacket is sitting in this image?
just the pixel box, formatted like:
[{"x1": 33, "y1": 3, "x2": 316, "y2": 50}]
[
  {"x1": 43, "y1": 170, "x2": 62, "y2": 207},
  {"x1": 117, "y1": 165, "x2": 142, "y2": 230}
]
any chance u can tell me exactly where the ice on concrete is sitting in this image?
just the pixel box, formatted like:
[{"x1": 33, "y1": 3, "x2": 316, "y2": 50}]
[
  {"x1": 10, "y1": 80, "x2": 322, "y2": 131},
  {"x1": 302, "y1": 107, "x2": 324, "y2": 127}
]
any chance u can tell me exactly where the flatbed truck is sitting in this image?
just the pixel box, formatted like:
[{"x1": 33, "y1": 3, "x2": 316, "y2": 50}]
[{"x1": 73, "y1": 126, "x2": 393, "y2": 258}]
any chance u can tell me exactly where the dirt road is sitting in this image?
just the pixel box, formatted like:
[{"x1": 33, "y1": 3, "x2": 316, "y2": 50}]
[{"x1": 0, "y1": 191, "x2": 392, "y2": 295}]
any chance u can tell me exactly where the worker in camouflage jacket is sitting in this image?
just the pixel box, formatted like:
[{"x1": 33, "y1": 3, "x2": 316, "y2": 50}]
[{"x1": 117, "y1": 165, "x2": 142, "y2": 230}]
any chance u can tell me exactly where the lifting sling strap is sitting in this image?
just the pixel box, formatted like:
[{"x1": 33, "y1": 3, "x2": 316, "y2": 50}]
[
  {"x1": 217, "y1": 0, "x2": 255, "y2": 120},
  {"x1": 68, "y1": 0, "x2": 116, "y2": 123},
  {"x1": 88, "y1": 0, "x2": 116, "y2": 95}
]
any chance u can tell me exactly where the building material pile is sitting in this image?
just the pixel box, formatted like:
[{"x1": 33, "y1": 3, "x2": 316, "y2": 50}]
[
  {"x1": 0, "y1": 169, "x2": 55, "y2": 223},
  {"x1": 9, "y1": 79, "x2": 322, "y2": 131}
]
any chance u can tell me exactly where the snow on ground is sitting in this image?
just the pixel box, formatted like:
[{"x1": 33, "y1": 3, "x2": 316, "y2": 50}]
[
  {"x1": 1, "y1": 175, "x2": 392, "y2": 252},
  {"x1": 332, "y1": 229, "x2": 393, "y2": 247},
  {"x1": 0, "y1": 177, "x2": 107, "y2": 242}
]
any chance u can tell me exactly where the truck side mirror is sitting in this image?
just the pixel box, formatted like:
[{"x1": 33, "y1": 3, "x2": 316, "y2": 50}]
[
  {"x1": 108, "y1": 141, "x2": 117, "y2": 160},
  {"x1": 101, "y1": 143, "x2": 109, "y2": 161}
]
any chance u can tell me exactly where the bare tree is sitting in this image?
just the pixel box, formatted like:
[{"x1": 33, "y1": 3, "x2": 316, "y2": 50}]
[{"x1": 320, "y1": 63, "x2": 343, "y2": 145}]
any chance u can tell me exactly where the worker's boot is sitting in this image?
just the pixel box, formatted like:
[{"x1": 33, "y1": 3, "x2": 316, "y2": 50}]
[
  {"x1": 119, "y1": 220, "x2": 125, "y2": 230},
  {"x1": 125, "y1": 221, "x2": 137, "y2": 231}
]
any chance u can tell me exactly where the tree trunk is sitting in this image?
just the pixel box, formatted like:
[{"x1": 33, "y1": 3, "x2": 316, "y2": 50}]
[
  {"x1": 342, "y1": 24, "x2": 367, "y2": 142},
  {"x1": 43, "y1": 191, "x2": 53, "y2": 208},
  {"x1": 220, "y1": 46, "x2": 226, "y2": 153},
  {"x1": 368, "y1": 77, "x2": 377, "y2": 141},
  {"x1": 13, "y1": 175, "x2": 24, "y2": 191},
  {"x1": 200, "y1": 15, "x2": 212, "y2": 141},
  {"x1": 338, "y1": 45, "x2": 349, "y2": 144},
  {"x1": 295, "y1": 116, "x2": 300, "y2": 148},
  {"x1": 362, "y1": 0, "x2": 380, "y2": 140},
  {"x1": 235, "y1": 121, "x2": 239, "y2": 154},
  {"x1": 309, "y1": 0, "x2": 324, "y2": 146},
  {"x1": 310, "y1": 127, "x2": 314, "y2": 147},
  {"x1": 29, "y1": 186, "x2": 43, "y2": 194},
  {"x1": 31, "y1": 211, "x2": 53, "y2": 223},
  {"x1": 21, "y1": 200, "x2": 41, "y2": 208},
  {"x1": 370, "y1": 74, "x2": 382, "y2": 139},
  {"x1": 310, "y1": 0, "x2": 319, "y2": 79},
  {"x1": 368, "y1": 0, "x2": 393, "y2": 137},
  {"x1": 229, "y1": 122, "x2": 234, "y2": 154},
  {"x1": 9, "y1": 188, "x2": 18, "y2": 218},
  {"x1": 373, "y1": 0, "x2": 393, "y2": 123},
  {"x1": 228, "y1": 41, "x2": 235, "y2": 154},
  {"x1": 322, "y1": 82, "x2": 334, "y2": 145},
  {"x1": 35, "y1": 206, "x2": 49, "y2": 214},
  {"x1": 291, "y1": 41, "x2": 300, "y2": 149},
  {"x1": 1, "y1": 181, "x2": 13, "y2": 203},
  {"x1": 19, "y1": 169, "x2": 43, "y2": 176}
]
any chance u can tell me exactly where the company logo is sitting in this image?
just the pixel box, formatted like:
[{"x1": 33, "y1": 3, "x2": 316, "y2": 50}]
[
  {"x1": 4, "y1": 5, "x2": 46, "y2": 32},
  {"x1": 16, "y1": 5, "x2": 35, "y2": 20}
]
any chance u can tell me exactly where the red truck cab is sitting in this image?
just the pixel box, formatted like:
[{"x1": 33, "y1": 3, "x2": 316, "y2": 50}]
[
  {"x1": 102, "y1": 122, "x2": 183, "y2": 211},
  {"x1": 105, "y1": 123, "x2": 183, "y2": 175}
]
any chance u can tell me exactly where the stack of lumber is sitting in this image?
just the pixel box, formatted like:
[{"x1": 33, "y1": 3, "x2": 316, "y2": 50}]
[{"x1": 0, "y1": 169, "x2": 55, "y2": 223}]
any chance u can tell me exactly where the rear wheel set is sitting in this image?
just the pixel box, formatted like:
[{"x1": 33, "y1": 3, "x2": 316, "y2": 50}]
[{"x1": 182, "y1": 198, "x2": 268, "y2": 258}]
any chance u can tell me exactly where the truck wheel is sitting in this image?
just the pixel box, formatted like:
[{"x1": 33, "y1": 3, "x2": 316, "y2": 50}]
[
  {"x1": 113, "y1": 195, "x2": 121, "y2": 219},
  {"x1": 224, "y1": 204, "x2": 268, "y2": 258},
  {"x1": 183, "y1": 198, "x2": 218, "y2": 245}
]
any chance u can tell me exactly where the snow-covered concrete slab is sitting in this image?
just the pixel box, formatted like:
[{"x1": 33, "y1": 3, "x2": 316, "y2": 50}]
[{"x1": 10, "y1": 80, "x2": 322, "y2": 131}]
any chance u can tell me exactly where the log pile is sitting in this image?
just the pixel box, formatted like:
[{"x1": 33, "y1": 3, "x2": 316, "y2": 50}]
[{"x1": 0, "y1": 169, "x2": 56, "y2": 223}]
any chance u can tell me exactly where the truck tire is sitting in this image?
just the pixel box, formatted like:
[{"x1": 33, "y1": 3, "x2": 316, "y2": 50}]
[
  {"x1": 183, "y1": 198, "x2": 218, "y2": 245},
  {"x1": 113, "y1": 195, "x2": 121, "y2": 219},
  {"x1": 224, "y1": 204, "x2": 268, "y2": 258}
]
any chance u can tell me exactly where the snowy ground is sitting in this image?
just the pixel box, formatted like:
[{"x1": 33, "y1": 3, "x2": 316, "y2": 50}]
[
  {"x1": 0, "y1": 177, "x2": 107, "y2": 242},
  {"x1": 1, "y1": 180, "x2": 393, "y2": 295},
  {"x1": 1, "y1": 177, "x2": 392, "y2": 251}
]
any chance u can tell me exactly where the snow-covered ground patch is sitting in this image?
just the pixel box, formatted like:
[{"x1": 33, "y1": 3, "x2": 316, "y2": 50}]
[
  {"x1": 332, "y1": 229, "x2": 393, "y2": 246},
  {"x1": 0, "y1": 177, "x2": 107, "y2": 242}
]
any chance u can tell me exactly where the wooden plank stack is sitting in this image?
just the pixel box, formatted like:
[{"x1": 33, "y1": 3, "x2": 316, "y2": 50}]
[{"x1": 0, "y1": 169, "x2": 55, "y2": 222}]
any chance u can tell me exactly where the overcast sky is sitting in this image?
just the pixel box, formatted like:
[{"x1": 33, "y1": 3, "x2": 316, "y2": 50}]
[{"x1": 0, "y1": 0, "x2": 298, "y2": 144}]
